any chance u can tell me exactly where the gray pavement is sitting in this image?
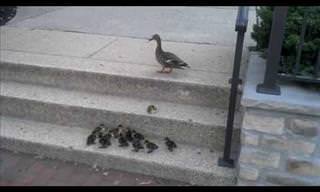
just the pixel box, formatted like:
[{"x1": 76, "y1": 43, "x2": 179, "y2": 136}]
[
  {"x1": 7, "y1": 6, "x2": 62, "y2": 24},
  {"x1": 7, "y1": 6, "x2": 256, "y2": 45},
  {"x1": 0, "y1": 148, "x2": 188, "y2": 186}
]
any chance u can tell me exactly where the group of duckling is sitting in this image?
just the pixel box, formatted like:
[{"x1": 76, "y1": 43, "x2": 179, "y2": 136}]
[{"x1": 86, "y1": 124, "x2": 177, "y2": 153}]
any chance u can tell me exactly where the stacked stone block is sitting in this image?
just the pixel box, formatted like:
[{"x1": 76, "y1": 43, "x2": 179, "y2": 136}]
[{"x1": 237, "y1": 108, "x2": 320, "y2": 186}]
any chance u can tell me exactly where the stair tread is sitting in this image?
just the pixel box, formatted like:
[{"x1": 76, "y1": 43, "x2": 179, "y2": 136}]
[
  {"x1": 0, "y1": 80, "x2": 227, "y2": 127},
  {"x1": 0, "y1": 115, "x2": 236, "y2": 185},
  {"x1": 0, "y1": 50, "x2": 230, "y2": 88}
]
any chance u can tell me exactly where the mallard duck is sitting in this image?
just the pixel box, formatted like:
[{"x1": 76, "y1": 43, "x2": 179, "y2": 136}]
[{"x1": 149, "y1": 34, "x2": 190, "y2": 73}]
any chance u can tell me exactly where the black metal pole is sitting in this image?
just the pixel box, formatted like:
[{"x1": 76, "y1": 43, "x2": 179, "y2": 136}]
[
  {"x1": 256, "y1": 7, "x2": 288, "y2": 95},
  {"x1": 316, "y1": 51, "x2": 320, "y2": 78},
  {"x1": 218, "y1": 6, "x2": 248, "y2": 168},
  {"x1": 218, "y1": 30, "x2": 246, "y2": 168}
]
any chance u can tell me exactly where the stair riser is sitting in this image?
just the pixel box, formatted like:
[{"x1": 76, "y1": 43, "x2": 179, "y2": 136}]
[
  {"x1": 0, "y1": 62, "x2": 229, "y2": 109},
  {"x1": 1, "y1": 96, "x2": 239, "y2": 151},
  {"x1": 0, "y1": 136, "x2": 236, "y2": 186}
]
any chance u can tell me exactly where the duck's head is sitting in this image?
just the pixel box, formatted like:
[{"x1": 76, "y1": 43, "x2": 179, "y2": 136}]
[{"x1": 148, "y1": 34, "x2": 161, "y2": 42}]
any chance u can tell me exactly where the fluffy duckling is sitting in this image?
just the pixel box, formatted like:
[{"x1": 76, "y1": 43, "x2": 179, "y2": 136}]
[
  {"x1": 147, "y1": 105, "x2": 158, "y2": 114},
  {"x1": 125, "y1": 127, "x2": 134, "y2": 142},
  {"x1": 144, "y1": 140, "x2": 158, "y2": 153},
  {"x1": 118, "y1": 133, "x2": 129, "y2": 147},
  {"x1": 86, "y1": 133, "x2": 97, "y2": 146},
  {"x1": 92, "y1": 124, "x2": 108, "y2": 137},
  {"x1": 132, "y1": 130, "x2": 144, "y2": 141},
  {"x1": 99, "y1": 133, "x2": 112, "y2": 148},
  {"x1": 132, "y1": 138, "x2": 144, "y2": 152},
  {"x1": 110, "y1": 124, "x2": 123, "y2": 139},
  {"x1": 92, "y1": 126, "x2": 102, "y2": 136},
  {"x1": 164, "y1": 137, "x2": 177, "y2": 152}
]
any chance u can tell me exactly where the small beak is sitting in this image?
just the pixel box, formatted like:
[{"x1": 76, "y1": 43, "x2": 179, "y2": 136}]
[{"x1": 148, "y1": 38, "x2": 153, "y2": 42}]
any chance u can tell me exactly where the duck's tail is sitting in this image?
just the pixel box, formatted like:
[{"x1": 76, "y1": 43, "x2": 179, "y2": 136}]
[{"x1": 179, "y1": 63, "x2": 190, "y2": 68}]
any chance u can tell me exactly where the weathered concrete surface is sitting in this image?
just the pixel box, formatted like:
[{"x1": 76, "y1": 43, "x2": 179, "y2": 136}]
[
  {"x1": 6, "y1": 6, "x2": 256, "y2": 46},
  {"x1": 0, "y1": 50, "x2": 230, "y2": 108},
  {"x1": 91, "y1": 36, "x2": 237, "y2": 73},
  {"x1": 6, "y1": 6, "x2": 62, "y2": 24},
  {"x1": 0, "y1": 26, "x2": 244, "y2": 109},
  {"x1": 0, "y1": 148, "x2": 189, "y2": 186},
  {"x1": 0, "y1": 115, "x2": 236, "y2": 186},
  {"x1": 0, "y1": 80, "x2": 242, "y2": 151},
  {"x1": 0, "y1": 27, "x2": 117, "y2": 57},
  {"x1": 241, "y1": 53, "x2": 320, "y2": 116},
  {"x1": 0, "y1": 26, "x2": 244, "y2": 74}
]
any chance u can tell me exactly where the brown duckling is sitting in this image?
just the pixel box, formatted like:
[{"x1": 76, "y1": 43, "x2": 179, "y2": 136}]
[
  {"x1": 144, "y1": 140, "x2": 158, "y2": 153},
  {"x1": 132, "y1": 138, "x2": 144, "y2": 152},
  {"x1": 164, "y1": 137, "x2": 177, "y2": 152},
  {"x1": 118, "y1": 133, "x2": 129, "y2": 147}
]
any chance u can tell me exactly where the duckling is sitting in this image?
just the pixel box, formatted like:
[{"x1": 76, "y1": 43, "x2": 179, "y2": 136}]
[
  {"x1": 109, "y1": 128, "x2": 119, "y2": 138},
  {"x1": 149, "y1": 34, "x2": 190, "y2": 73},
  {"x1": 99, "y1": 123, "x2": 108, "y2": 131},
  {"x1": 164, "y1": 137, "x2": 177, "y2": 152},
  {"x1": 147, "y1": 105, "x2": 158, "y2": 114},
  {"x1": 91, "y1": 123, "x2": 105, "y2": 134},
  {"x1": 132, "y1": 138, "x2": 144, "y2": 152},
  {"x1": 97, "y1": 124, "x2": 109, "y2": 138},
  {"x1": 99, "y1": 133, "x2": 112, "y2": 148},
  {"x1": 86, "y1": 133, "x2": 97, "y2": 146},
  {"x1": 144, "y1": 140, "x2": 158, "y2": 153},
  {"x1": 132, "y1": 130, "x2": 144, "y2": 141},
  {"x1": 125, "y1": 128, "x2": 134, "y2": 142},
  {"x1": 118, "y1": 133, "x2": 129, "y2": 147},
  {"x1": 92, "y1": 126, "x2": 102, "y2": 136},
  {"x1": 110, "y1": 124, "x2": 123, "y2": 139}
]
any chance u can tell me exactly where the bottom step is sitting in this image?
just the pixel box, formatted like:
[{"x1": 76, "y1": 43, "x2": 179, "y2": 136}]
[{"x1": 0, "y1": 116, "x2": 236, "y2": 186}]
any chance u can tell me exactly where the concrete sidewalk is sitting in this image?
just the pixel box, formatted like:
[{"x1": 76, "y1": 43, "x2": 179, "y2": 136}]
[
  {"x1": 6, "y1": 6, "x2": 256, "y2": 46},
  {"x1": 0, "y1": 149, "x2": 187, "y2": 186},
  {"x1": 0, "y1": 26, "x2": 243, "y2": 74},
  {"x1": 0, "y1": 26, "x2": 241, "y2": 109}
]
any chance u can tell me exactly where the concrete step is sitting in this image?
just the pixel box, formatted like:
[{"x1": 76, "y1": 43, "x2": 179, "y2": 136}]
[
  {"x1": 0, "y1": 50, "x2": 230, "y2": 109},
  {"x1": 0, "y1": 80, "x2": 240, "y2": 151},
  {"x1": 0, "y1": 115, "x2": 237, "y2": 186}
]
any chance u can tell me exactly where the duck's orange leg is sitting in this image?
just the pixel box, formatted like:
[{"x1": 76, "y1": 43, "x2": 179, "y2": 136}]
[
  {"x1": 157, "y1": 66, "x2": 166, "y2": 73},
  {"x1": 165, "y1": 67, "x2": 173, "y2": 73}
]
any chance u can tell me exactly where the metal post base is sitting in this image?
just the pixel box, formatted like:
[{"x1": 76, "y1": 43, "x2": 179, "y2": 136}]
[
  {"x1": 218, "y1": 157, "x2": 235, "y2": 168},
  {"x1": 256, "y1": 83, "x2": 281, "y2": 95}
]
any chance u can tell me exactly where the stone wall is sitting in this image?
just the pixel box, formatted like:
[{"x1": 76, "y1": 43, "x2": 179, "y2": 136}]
[
  {"x1": 237, "y1": 53, "x2": 320, "y2": 186},
  {"x1": 237, "y1": 108, "x2": 320, "y2": 185}
]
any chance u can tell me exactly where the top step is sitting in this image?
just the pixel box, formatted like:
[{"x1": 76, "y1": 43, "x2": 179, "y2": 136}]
[{"x1": 0, "y1": 27, "x2": 249, "y2": 108}]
